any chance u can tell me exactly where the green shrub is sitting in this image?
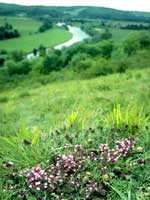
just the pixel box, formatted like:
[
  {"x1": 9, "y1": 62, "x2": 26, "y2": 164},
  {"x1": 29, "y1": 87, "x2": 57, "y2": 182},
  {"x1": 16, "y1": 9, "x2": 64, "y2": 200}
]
[
  {"x1": 6, "y1": 60, "x2": 31, "y2": 75},
  {"x1": 81, "y1": 58, "x2": 112, "y2": 78},
  {"x1": 0, "y1": 96, "x2": 9, "y2": 103},
  {"x1": 11, "y1": 50, "x2": 24, "y2": 62},
  {"x1": 123, "y1": 31, "x2": 150, "y2": 56},
  {"x1": 73, "y1": 58, "x2": 93, "y2": 73},
  {"x1": 40, "y1": 54, "x2": 61, "y2": 74},
  {"x1": 115, "y1": 59, "x2": 129, "y2": 73},
  {"x1": 129, "y1": 49, "x2": 150, "y2": 69},
  {"x1": 98, "y1": 40, "x2": 114, "y2": 58}
]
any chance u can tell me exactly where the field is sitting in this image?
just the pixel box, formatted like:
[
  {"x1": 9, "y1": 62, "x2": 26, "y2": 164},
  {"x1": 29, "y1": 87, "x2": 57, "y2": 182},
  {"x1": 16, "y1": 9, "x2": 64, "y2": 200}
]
[
  {"x1": 0, "y1": 17, "x2": 72, "y2": 52},
  {"x1": 0, "y1": 17, "x2": 41, "y2": 36},
  {"x1": 110, "y1": 28, "x2": 133, "y2": 44},
  {"x1": 0, "y1": 28, "x2": 72, "y2": 52}
]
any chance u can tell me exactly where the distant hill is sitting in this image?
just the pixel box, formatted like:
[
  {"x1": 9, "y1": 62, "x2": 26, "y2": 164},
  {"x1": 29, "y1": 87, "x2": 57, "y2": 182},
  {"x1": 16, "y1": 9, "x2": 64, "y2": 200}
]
[{"x1": 0, "y1": 3, "x2": 150, "y2": 22}]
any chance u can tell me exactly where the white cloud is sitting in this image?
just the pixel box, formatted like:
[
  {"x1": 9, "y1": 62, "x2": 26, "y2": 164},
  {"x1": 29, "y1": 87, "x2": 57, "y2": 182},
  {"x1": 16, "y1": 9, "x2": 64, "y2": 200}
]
[{"x1": 0, "y1": 0, "x2": 150, "y2": 12}]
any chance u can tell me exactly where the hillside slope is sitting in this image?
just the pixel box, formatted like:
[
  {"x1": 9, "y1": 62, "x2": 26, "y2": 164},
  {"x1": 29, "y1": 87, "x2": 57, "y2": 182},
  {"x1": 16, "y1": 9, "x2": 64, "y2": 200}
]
[{"x1": 0, "y1": 3, "x2": 150, "y2": 22}]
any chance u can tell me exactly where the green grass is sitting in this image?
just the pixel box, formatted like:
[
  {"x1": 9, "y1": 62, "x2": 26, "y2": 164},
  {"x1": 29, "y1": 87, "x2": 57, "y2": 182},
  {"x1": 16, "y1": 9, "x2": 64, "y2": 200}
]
[
  {"x1": 0, "y1": 17, "x2": 41, "y2": 36},
  {"x1": 0, "y1": 17, "x2": 72, "y2": 52},
  {"x1": 0, "y1": 68, "x2": 149, "y2": 136},
  {"x1": 110, "y1": 28, "x2": 133, "y2": 44},
  {"x1": 0, "y1": 28, "x2": 72, "y2": 52},
  {"x1": 0, "y1": 68, "x2": 149, "y2": 199}
]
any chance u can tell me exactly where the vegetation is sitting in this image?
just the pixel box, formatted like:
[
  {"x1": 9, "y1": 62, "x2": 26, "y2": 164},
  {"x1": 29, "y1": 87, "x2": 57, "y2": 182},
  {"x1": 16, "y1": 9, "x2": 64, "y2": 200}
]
[
  {"x1": 1, "y1": 3, "x2": 150, "y2": 22},
  {"x1": 38, "y1": 19, "x2": 53, "y2": 33},
  {"x1": 0, "y1": 17, "x2": 72, "y2": 52},
  {"x1": 0, "y1": 22, "x2": 20, "y2": 40},
  {"x1": 0, "y1": 28, "x2": 72, "y2": 52},
  {"x1": 0, "y1": 3, "x2": 150, "y2": 200},
  {"x1": 0, "y1": 68, "x2": 150, "y2": 199}
]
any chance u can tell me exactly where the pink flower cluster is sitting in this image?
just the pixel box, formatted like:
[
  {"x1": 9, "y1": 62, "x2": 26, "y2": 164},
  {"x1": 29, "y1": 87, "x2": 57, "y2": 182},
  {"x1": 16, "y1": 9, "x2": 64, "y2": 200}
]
[
  {"x1": 99, "y1": 137, "x2": 134, "y2": 163},
  {"x1": 25, "y1": 145, "x2": 85, "y2": 191},
  {"x1": 25, "y1": 165, "x2": 48, "y2": 191},
  {"x1": 25, "y1": 138, "x2": 134, "y2": 194},
  {"x1": 85, "y1": 180, "x2": 98, "y2": 198}
]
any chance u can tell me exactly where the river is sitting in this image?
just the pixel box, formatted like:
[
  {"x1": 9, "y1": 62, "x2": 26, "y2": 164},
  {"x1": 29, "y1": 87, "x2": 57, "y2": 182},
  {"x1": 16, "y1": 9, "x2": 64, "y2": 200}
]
[
  {"x1": 27, "y1": 24, "x2": 90, "y2": 59},
  {"x1": 54, "y1": 25, "x2": 89, "y2": 50}
]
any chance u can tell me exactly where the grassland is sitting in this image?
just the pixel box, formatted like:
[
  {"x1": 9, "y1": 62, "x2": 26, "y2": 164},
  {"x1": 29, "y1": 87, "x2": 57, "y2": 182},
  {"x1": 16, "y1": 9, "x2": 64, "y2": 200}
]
[
  {"x1": 0, "y1": 17, "x2": 72, "y2": 52},
  {"x1": 0, "y1": 28, "x2": 72, "y2": 52},
  {"x1": 0, "y1": 17, "x2": 41, "y2": 36},
  {"x1": 0, "y1": 68, "x2": 150, "y2": 199},
  {"x1": 0, "y1": 68, "x2": 149, "y2": 136},
  {"x1": 110, "y1": 28, "x2": 133, "y2": 44}
]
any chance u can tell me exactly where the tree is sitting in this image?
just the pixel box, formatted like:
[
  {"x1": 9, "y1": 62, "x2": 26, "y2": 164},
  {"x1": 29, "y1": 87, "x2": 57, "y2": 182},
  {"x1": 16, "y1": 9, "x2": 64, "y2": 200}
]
[
  {"x1": 41, "y1": 54, "x2": 60, "y2": 74},
  {"x1": 123, "y1": 31, "x2": 150, "y2": 56},
  {"x1": 38, "y1": 19, "x2": 53, "y2": 33},
  {"x1": 99, "y1": 40, "x2": 114, "y2": 58},
  {"x1": 39, "y1": 45, "x2": 46, "y2": 57}
]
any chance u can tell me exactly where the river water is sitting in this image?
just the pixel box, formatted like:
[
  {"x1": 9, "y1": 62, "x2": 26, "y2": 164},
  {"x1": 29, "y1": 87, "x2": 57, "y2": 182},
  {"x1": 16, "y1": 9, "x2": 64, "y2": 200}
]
[{"x1": 54, "y1": 25, "x2": 89, "y2": 50}]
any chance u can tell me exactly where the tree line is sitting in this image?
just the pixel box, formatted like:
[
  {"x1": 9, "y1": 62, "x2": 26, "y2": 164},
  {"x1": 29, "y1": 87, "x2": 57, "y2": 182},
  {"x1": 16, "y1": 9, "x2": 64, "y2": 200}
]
[{"x1": 0, "y1": 22, "x2": 20, "y2": 40}]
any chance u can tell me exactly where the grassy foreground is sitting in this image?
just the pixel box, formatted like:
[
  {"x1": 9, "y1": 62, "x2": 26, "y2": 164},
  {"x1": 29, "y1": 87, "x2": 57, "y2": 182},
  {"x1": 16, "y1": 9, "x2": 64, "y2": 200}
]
[
  {"x1": 0, "y1": 68, "x2": 150, "y2": 199},
  {"x1": 0, "y1": 68, "x2": 150, "y2": 135}
]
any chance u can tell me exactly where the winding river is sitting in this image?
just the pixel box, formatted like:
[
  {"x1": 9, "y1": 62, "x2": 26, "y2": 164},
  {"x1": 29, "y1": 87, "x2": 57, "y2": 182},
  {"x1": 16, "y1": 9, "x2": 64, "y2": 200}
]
[
  {"x1": 54, "y1": 25, "x2": 89, "y2": 50},
  {"x1": 27, "y1": 24, "x2": 90, "y2": 59}
]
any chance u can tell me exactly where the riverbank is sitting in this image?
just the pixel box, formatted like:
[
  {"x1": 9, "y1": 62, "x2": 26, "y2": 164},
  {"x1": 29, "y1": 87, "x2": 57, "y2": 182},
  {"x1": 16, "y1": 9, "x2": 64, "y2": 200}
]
[{"x1": 27, "y1": 24, "x2": 90, "y2": 59}]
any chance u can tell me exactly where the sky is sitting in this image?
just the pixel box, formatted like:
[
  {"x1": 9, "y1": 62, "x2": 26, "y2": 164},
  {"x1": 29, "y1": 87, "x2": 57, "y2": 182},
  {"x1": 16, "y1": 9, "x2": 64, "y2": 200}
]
[{"x1": 0, "y1": 0, "x2": 150, "y2": 12}]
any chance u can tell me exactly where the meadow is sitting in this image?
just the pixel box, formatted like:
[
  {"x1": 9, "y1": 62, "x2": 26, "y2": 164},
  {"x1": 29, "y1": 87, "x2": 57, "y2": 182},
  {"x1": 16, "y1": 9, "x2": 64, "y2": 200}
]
[
  {"x1": 0, "y1": 17, "x2": 72, "y2": 52},
  {"x1": 0, "y1": 68, "x2": 150, "y2": 135},
  {"x1": 0, "y1": 17, "x2": 41, "y2": 36},
  {"x1": 0, "y1": 67, "x2": 150, "y2": 199}
]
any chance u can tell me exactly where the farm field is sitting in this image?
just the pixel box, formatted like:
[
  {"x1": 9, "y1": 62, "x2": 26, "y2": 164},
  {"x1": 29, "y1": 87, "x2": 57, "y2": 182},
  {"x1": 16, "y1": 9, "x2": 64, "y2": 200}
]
[
  {"x1": 0, "y1": 17, "x2": 41, "y2": 36},
  {"x1": 110, "y1": 28, "x2": 133, "y2": 43},
  {"x1": 0, "y1": 17, "x2": 72, "y2": 52},
  {"x1": 0, "y1": 28, "x2": 72, "y2": 52}
]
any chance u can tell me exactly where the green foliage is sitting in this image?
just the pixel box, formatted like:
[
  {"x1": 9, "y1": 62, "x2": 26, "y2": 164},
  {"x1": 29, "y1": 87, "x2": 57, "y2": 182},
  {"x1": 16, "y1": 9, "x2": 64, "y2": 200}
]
[
  {"x1": 6, "y1": 59, "x2": 32, "y2": 75},
  {"x1": 0, "y1": 22, "x2": 20, "y2": 40},
  {"x1": 69, "y1": 53, "x2": 89, "y2": 69},
  {"x1": 38, "y1": 19, "x2": 53, "y2": 33},
  {"x1": 99, "y1": 28, "x2": 112, "y2": 41},
  {"x1": 11, "y1": 50, "x2": 24, "y2": 62},
  {"x1": 41, "y1": 54, "x2": 61, "y2": 74},
  {"x1": 105, "y1": 104, "x2": 149, "y2": 132},
  {"x1": 124, "y1": 31, "x2": 150, "y2": 56},
  {"x1": 81, "y1": 57, "x2": 111, "y2": 78},
  {"x1": 98, "y1": 40, "x2": 113, "y2": 58},
  {"x1": 0, "y1": 96, "x2": 9, "y2": 103}
]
